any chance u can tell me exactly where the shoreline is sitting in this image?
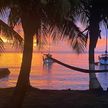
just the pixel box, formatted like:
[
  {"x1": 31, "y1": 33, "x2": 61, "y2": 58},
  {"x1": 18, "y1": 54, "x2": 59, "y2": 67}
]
[{"x1": 0, "y1": 87, "x2": 108, "y2": 108}]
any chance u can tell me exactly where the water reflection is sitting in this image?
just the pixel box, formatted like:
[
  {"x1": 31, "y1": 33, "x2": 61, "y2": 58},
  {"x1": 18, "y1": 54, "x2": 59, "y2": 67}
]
[
  {"x1": 0, "y1": 76, "x2": 9, "y2": 88},
  {"x1": 0, "y1": 53, "x2": 89, "y2": 90},
  {"x1": 97, "y1": 65, "x2": 108, "y2": 90},
  {"x1": 43, "y1": 62, "x2": 53, "y2": 73}
]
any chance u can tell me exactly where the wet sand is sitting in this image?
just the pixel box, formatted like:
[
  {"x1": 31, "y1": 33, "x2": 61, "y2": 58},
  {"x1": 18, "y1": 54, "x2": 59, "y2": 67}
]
[{"x1": 0, "y1": 87, "x2": 108, "y2": 108}]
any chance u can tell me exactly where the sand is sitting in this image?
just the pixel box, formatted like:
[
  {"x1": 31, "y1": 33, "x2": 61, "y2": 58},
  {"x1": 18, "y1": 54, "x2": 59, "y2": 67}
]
[{"x1": 0, "y1": 87, "x2": 108, "y2": 108}]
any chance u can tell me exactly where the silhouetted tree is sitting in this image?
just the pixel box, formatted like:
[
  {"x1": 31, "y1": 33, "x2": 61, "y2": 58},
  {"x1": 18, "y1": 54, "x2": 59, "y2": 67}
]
[
  {"x1": 0, "y1": 0, "x2": 86, "y2": 108},
  {"x1": 74, "y1": 0, "x2": 108, "y2": 90}
]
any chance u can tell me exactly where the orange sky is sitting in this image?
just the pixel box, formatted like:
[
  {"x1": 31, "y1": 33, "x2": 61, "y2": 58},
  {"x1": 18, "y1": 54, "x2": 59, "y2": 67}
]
[{"x1": 0, "y1": 22, "x2": 107, "y2": 53}]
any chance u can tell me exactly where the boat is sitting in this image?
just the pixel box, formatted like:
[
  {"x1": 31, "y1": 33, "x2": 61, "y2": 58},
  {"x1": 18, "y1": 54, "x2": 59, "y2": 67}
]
[
  {"x1": 0, "y1": 68, "x2": 10, "y2": 78},
  {"x1": 99, "y1": 53, "x2": 108, "y2": 65},
  {"x1": 99, "y1": 29, "x2": 108, "y2": 65},
  {"x1": 43, "y1": 53, "x2": 53, "y2": 64},
  {"x1": 42, "y1": 28, "x2": 53, "y2": 64}
]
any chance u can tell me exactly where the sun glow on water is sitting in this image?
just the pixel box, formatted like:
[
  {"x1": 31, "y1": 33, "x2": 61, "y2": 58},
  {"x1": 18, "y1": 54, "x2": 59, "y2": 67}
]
[{"x1": 0, "y1": 39, "x2": 108, "y2": 90}]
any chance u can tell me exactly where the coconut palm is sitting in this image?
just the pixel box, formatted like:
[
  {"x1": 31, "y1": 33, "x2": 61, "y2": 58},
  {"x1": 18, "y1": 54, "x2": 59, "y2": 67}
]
[
  {"x1": 0, "y1": 0, "x2": 86, "y2": 108},
  {"x1": 0, "y1": 19, "x2": 23, "y2": 50},
  {"x1": 75, "y1": 0, "x2": 108, "y2": 90}
]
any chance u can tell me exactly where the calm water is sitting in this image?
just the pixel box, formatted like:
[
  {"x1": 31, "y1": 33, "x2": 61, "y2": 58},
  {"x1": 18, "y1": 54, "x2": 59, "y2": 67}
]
[{"x1": 0, "y1": 52, "x2": 108, "y2": 90}]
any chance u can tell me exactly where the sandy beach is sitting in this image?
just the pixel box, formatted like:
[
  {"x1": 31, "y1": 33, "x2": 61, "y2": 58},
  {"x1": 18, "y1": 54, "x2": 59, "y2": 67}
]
[{"x1": 0, "y1": 87, "x2": 108, "y2": 108}]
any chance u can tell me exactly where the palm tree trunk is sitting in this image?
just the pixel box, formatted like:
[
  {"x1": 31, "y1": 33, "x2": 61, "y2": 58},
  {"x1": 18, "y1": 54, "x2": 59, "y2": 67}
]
[
  {"x1": 7, "y1": 13, "x2": 36, "y2": 107},
  {"x1": 7, "y1": 31, "x2": 33, "y2": 108},
  {"x1": 89, "y1": 15, "x2": 103, "y2": 90},
  {"x1": 6, "y1": 6, "x2": 41, "y2": 106},
  {"x1": 14, "y1": 35, "x2": 33, "y2": 107},
  {"x1": 89, "y1": 64, "x2": 102, "y2": 90}
]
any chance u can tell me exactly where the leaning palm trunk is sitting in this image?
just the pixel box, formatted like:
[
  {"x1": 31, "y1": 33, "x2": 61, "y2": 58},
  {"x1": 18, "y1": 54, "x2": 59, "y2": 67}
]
[{"x1": 89, "y1": 14, "x2": 103, "y2": 90}]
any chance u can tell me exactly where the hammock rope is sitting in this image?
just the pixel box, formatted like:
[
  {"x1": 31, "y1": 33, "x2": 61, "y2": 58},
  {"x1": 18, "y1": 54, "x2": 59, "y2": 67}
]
[{"x1": 51, "y1": 57, "x2": 108, "y2": 73}]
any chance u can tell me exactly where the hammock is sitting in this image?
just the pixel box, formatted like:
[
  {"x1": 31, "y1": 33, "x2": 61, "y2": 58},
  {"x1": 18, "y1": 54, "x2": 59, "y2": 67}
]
[{"x1": 51, "y1": 57, "x2": 108, "y2": 73}]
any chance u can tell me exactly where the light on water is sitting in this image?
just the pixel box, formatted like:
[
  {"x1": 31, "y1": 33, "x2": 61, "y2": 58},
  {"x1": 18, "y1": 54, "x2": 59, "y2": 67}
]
[
  {"x1": 0, "y1": 52, "x2": 89, "y2": 90},
  {"x1": 0, "y1": 38, "x2": 108, "y2": 90},
  {"x1": 0, "y1": 52, "x2": 108, "y2": 90}
]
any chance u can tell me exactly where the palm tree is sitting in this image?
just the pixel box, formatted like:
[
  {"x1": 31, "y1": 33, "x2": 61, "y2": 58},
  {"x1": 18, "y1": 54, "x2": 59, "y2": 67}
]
[
  {"x1": 0, "y1": 0, "x2": 86, "y2": 108},
  {"x1": 2, "y1": 0, "x2": 108, "y2": 107},
  {"x1": 76, "y1": 0, "x2": 108, "y2": 90}
]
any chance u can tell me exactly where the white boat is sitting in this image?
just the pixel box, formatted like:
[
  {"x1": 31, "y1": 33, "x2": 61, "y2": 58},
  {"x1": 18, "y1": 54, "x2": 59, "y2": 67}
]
[
  {"x1": 43, "y1": 53, "x2": 53, "y2": 64},
  {"x1": 42, "y1": 30, "x2": 53, "y2": 64},
  {"x1": 99, "y1": 53, "x2": 108, "y2": 65},
  {"x1": 99, "y1": 29, "x2": 108, "y2": 65}
]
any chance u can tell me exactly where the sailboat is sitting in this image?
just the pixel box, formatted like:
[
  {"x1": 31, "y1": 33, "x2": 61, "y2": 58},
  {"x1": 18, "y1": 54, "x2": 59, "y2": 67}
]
[
  {"x1": 43, "y1": 53, "x2": 53, "y2": 64},
  {"x1": 99, "y1": 29, "x2": 108, "y2": 65},
  {"x1": 43, "y1": 34, "x2": 53, "y2": 64}
]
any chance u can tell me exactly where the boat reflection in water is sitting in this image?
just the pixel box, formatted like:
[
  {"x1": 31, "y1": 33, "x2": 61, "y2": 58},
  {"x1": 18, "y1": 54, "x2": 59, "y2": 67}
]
[
  {"x1": 97, "y1": 65, "x2": 108, "y2": 90},
  {"x1": 43, "y1": 61, "x2": 53, "y2": 73}
]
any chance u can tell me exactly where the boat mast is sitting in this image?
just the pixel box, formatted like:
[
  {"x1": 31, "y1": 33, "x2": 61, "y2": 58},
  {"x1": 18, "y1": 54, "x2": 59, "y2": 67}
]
[
  {"x1": 48, "y1": 35, "x2": 51, "y2": 54},
  {"x1": 105, "y1": 28, "x2": 107, "y2": 54}
]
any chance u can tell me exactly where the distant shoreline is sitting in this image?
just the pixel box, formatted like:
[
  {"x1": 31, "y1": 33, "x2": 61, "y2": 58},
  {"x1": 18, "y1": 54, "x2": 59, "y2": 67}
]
[{"x1": 0, "y1": 51, "x2": 106, "y2": 54}]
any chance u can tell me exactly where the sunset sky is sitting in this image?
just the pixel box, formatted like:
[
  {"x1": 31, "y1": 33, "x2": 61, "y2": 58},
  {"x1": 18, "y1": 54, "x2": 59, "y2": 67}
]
[{"x1": 0, "y1": 16, "x2": 108, "y2": 54}]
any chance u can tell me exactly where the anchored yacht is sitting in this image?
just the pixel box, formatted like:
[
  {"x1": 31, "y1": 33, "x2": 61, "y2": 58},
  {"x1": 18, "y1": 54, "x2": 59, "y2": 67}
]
[
  {"x1": 99, "y1": 29, "x2": 108, "y2": 65},
  {"x1": 99, "y1": 52, "x2": 108, "y2": 65},
  {"x1": 43, "y1": 53, "x2": 53, "y2": 64}
]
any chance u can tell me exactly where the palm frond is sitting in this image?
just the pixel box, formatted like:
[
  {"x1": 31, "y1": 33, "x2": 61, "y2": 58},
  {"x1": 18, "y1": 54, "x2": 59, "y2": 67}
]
[
  {"x1": 8, "y1": 7, "x2": 21, "y2": 28},
  {"x1": 0, "y1": 19, "x2": 23, "y2": 48},
  {"x1": 60, "y1": 18, "x2": 87, "y2": 53},
  {"x1": 0, "y1": 38, "x2": 4, "y2": 52},
  {"x1": 0, "y1": 0, "x2": 13, "y2": 17},
  {"x1": 39, "y1": 19, "x2": 87, "y2": 53},
  {"x1": 42, "y1": 0, "x2": 71, "y2": 27},
  {"x1": 41, "y1": 0, "x2": 86, "y2": 53},
  {"x1": 69, "y1": 34, "x2": 87, "y2": 53}
]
